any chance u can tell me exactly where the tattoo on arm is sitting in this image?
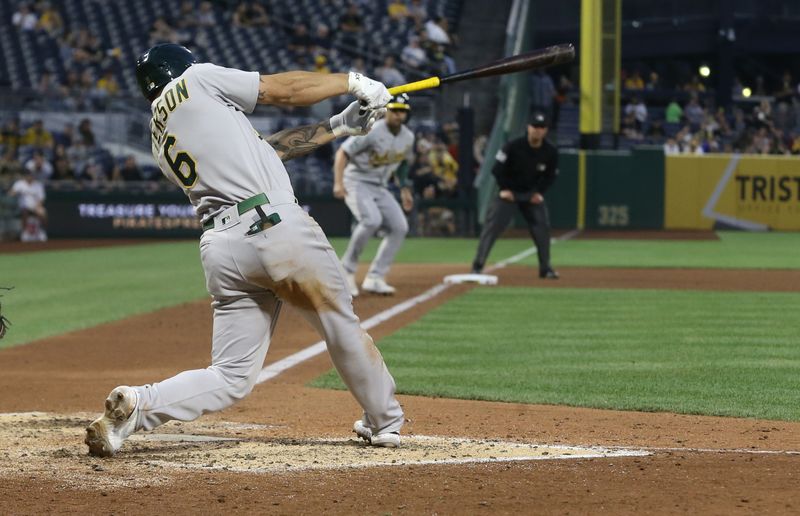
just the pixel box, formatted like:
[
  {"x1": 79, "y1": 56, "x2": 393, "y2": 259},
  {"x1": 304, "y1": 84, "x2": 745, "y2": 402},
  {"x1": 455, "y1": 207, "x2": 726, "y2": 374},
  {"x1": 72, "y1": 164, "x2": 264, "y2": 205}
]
[
  {"x1": 265, "y1": 120, "x2": 333, "y2": 162},
  {"x1": 257, "y1": 77, "x2": 268, "y2": 103}
]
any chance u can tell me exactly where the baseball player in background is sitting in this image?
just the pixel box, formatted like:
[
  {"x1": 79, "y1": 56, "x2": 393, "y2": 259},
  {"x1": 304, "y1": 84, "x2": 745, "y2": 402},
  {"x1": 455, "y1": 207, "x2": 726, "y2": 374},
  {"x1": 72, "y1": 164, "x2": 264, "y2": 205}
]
[
  {"x1": 333, "y1": 94, "x2": 415, "y2": 296},
  {"x1": 85, "y1": 43, "x2": 405, "y2": 456},
  {"x1": 471, "y1": 110, "x2": 559, "y2": 279}
]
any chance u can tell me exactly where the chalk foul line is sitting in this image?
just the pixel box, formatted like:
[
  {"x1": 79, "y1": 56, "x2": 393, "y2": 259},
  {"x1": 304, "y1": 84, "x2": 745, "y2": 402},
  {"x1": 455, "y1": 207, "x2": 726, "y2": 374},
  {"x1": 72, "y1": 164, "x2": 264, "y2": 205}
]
[{"x1": 257, "y1": 230, "x2": 580, "y2": 384}]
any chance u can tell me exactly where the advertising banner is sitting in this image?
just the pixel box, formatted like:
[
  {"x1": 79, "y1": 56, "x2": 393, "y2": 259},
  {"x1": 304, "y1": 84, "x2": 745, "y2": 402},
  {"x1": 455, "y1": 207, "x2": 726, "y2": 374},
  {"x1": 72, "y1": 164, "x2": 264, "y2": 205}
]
[{"x1": 665, "y1": 154, "x2": 800, "y2": 230}]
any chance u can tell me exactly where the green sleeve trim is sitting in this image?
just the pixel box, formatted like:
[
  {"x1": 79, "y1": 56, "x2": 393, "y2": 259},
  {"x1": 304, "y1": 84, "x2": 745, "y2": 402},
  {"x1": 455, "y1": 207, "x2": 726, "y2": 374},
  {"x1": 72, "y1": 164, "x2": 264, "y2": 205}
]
[{"x1": 395, "y1": 160, "x2": 410, "y2": 187}]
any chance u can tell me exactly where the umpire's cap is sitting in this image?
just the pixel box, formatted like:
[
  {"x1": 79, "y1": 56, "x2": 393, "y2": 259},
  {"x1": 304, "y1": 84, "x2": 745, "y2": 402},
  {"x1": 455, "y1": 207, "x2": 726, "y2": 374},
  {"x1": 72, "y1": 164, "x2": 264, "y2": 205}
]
[
  {"x1": 529, "y1": 110, "x2": 549, "y2": 127},
  {"x1": 136, "y1": 43, "x2": 197, "y2": 101},
  {"x1": 386, "y1": 93, "x2": 411, "y2": 111}
]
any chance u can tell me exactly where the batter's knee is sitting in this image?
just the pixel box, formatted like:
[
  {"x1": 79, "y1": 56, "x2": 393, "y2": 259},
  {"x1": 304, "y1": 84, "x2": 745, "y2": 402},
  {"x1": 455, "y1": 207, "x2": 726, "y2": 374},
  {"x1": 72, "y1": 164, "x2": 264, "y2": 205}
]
[
  {"x1": 209, "y1": 364, "x2": 259, "y2": 401},
  {"x1": 357, "y1": 218, "x2": 382, "y2": 234}
]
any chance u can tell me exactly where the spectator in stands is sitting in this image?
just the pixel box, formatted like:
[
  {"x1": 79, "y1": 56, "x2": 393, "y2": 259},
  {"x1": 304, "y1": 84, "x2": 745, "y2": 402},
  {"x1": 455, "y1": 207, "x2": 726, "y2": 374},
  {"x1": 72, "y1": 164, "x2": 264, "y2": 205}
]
[
  {"x1": 233, "y1": 1, "x2": 269, "y2": 28},
  {"x1": 411, "y1": 150, "x2": 437, "y2": 198},
  {"x1": 0, "y1": 148, "x2": 24, "y2": 182},
  {"x1": 375, "y1": 56, "x2": 406, "y2": 87},
  {"x1": 197, "y1": 1, "x2": 216, "y2": 27},
  {"x1": 646, "y1": 120, "x2": 665, "y2": 140},
  {"x1": 424, "y1": 16, "x2": 452, "y2": 46},
  {"x1": 428, "y1": 141, "x2": 458, "y2": 197},
  {"x1": 684, "y1": 96, "x2": 705, "y2": 127},
  {"x1": 623, "y1": 70, "x2": 644, "y2": 90},
  {"x1": 150, "y1": 17, "x2": 178, "y2": 45},
  {"x1": 665, "y1": 98, "x2": 682, "y2": 123},
  {"x1": 289, "y1": 23, "x2": 312, "y2": 56},
  {"x1": 401, "y1": 36, "x2": 427, "y2": 69},
  {"x1": 663, "y1": 137, "x2": 681, "y2": 155},
  {"x1": 77, "y1": 118, "x2": 96, "y2": 146},
  {"x1": 408, "y1": 0, "x2": 428, "y2": 27},
  {"x1": 684, "y1": 75, "x2": 706, "y2": 93},
  {"x1": 37, "y1": 1, "x2": 64, "y2": 37},
  {"x1": 51, "y1": 155, "x2": 74, "y2": 181},
  {"x1": 12, "y1": 2, "x2": 38, "y2": 31},
  {"x1": 313, "y1": 54, "x2": 331, "y2": 74},
  {"x1": 790, "y1": 133, "x2": 800, "y2": 154},
  {"x1": 22, "y1": 120, "x2": 54, "y2": 152},
  {"x1": 621, "y1": 113, "x2": 643, "y2": 140},
  {"x1": 530, "y1": 70, "x2": 556, "y2": 120},
  {"x1": 312, "y1": 23, "x2": 332, "y2": 54},
  {"x1": 0, "y1": 117, "x2": 23, "y2": 156},
  {"x1": 350, "y1": 57, "x2": 368, "y2": 76},
  {"x1": 177, "y1": 1, "x2": 200, "y2": 30},
  {"x1": 37, "y1": 71, "x2": 63, "y2": 108},
  {"x1": 339, "y1": 4, "x2": 364, "y2": 50},
  {"x1": 24, "y1": 150, "x2": 54, "y2": 180},
  {"x1": 645, "y1": 71, "x2": 660, "y2": 90},
  {"x1": 624, "y1": 97, "x2": 647, "y2": 131},
  {"x1": 388, "y1": 0, "x2": 409, "y2": 20},
  {"x1": 8, "y1": 169, "x2": 47, "y2": 242},
  {"x1": 112, "y1": 156, "x2": 142, "y2": 182},
  {"x1": 95, "y1": 69, "x2": 120, "y2": 98}
]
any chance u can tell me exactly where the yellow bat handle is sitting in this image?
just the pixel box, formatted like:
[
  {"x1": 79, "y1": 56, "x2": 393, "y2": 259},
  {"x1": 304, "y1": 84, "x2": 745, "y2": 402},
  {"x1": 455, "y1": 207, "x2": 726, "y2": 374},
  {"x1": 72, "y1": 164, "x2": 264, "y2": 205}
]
[{"x1": 388, "y1": 76, "x2": 441, "y2": 95}]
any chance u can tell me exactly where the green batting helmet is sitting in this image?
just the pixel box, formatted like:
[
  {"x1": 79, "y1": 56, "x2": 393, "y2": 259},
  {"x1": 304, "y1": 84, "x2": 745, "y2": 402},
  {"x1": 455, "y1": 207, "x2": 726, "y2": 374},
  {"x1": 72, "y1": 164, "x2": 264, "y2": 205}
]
[{"x1": 136, "y1": 43, "x2": 197, "y2": 101}]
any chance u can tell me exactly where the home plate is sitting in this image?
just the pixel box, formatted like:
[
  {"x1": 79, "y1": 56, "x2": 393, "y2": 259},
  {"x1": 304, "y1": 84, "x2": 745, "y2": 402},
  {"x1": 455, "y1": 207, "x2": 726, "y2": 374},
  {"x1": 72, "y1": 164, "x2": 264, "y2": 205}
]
[{"x1": 444, "y1": 273, "x2": 498, "y2": 285}]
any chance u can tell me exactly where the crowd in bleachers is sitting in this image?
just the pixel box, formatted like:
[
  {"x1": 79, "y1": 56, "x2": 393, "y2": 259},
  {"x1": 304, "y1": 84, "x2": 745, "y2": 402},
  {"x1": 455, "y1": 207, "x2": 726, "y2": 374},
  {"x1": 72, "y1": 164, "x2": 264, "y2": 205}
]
[
  {"x1": 2, "y1": 0, "x2": 463, "y2": 196},
  {"x1": 617, "y1": 68, "x2": 800, "y2": 155},
  {"x1": 5, "y1": 0, "x2": 460, "y2": 110}
]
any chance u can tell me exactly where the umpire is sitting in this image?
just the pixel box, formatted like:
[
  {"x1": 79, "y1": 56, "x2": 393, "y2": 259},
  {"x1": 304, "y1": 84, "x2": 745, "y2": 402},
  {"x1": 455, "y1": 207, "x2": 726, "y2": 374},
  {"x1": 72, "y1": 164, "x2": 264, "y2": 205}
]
[{"x1": 471, "y1": 110, "x2": 559, "y2": 279}]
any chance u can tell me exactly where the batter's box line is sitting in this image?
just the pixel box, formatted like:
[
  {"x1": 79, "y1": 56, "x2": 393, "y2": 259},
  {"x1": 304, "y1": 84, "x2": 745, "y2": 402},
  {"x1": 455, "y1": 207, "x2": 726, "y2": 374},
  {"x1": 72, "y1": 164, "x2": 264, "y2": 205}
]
[{"x1": 605, "y1": 445, "x2": 800, "y2": 456}]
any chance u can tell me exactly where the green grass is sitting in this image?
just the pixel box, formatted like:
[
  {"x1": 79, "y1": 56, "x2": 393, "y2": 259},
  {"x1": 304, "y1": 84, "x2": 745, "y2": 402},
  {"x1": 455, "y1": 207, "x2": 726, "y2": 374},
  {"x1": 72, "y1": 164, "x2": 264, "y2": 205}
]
[
  {"x1": 328, "y1": 231, "x2": 800, "y2": 269},
  {"x1": 0, "y1": 242, "x2": 207, "y2": 348},
  {"x1": 312, "y1": 287, "x2": 800, "y2": 421}
]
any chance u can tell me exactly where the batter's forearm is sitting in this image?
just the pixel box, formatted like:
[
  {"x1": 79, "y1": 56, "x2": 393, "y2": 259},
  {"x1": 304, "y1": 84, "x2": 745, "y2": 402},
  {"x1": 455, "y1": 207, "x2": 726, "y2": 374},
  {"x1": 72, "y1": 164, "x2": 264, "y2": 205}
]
[
  {"x1": 258, "y1": 72, "x2": 348, "y2": 106},
  {"x1": 266, "y1": 121, "x2": 335, "y2": 162}
]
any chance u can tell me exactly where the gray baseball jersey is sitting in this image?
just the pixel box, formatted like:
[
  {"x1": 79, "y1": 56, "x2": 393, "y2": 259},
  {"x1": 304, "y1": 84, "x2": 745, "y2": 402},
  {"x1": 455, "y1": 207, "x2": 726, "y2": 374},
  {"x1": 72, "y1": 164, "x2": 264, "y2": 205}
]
[
  {"x1": 118, "y1": 63, "x2": 404, "y2": 443},
  {"x1": 340, "y1": 119, "x2": 414, "y2": 186},
  {"x1": 149, "y1": 63, "x2": 292, "y2": 220}
]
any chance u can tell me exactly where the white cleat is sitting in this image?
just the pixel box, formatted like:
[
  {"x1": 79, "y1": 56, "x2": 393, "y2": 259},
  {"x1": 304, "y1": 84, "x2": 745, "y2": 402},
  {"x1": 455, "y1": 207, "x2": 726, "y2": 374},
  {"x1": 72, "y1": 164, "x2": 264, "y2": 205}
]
[
  {"x1": 85, "y1": 386, "x2": 139, "y2": 457},
  {"x1": 346, "y1": 273, "x2": 359, "y2": 297},
  {"x1": 361, "y1": 275, "x2": 396, "y2": 296},
  {"x1": 353, "y1": 419, "x2": 401, "y2": 448}
]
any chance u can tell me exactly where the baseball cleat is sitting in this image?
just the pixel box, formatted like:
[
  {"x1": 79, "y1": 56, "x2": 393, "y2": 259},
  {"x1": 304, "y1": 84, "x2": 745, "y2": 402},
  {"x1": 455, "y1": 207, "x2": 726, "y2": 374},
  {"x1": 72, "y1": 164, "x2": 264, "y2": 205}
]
[
  {"x1": 353, "y1": 419, "x2": 401, "y2": 448},
  {"x1": 361, "y1": 275, "x2": 396, "y2": 295},
  {"x1": 346, "y1": 273, "x2": 359, "y2": 297},
  {"x1": 85, "y1": 385, "x2": 139, "y2": 457},
  {"x1": 539, "y1": 268, "x2": 560, "y2": 280}
]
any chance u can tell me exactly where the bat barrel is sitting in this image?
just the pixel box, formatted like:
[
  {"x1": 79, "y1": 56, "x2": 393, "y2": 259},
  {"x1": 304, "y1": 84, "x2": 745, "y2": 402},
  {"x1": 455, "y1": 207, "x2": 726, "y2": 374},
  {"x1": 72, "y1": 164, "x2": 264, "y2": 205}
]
[{"x1": 441, "y1": 43, "x2": 575, "y2": 85}]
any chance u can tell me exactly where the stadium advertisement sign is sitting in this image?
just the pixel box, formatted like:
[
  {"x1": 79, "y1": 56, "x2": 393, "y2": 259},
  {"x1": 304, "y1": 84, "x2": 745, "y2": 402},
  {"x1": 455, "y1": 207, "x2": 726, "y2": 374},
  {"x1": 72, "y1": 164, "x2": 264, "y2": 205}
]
[
  {"x1": 665, "y1": 155, "x2": 800, "y2": 230},
  {"x1": 45, "y1": 191, "x2": 353, "y2": 238}
]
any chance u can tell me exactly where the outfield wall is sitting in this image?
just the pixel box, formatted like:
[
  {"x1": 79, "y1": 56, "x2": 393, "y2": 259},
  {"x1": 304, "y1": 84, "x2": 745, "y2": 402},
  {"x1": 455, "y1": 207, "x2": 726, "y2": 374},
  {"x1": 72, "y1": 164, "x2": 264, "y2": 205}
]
[{"x1": 546, "y1": 150, "x2": 799, "y2": 231}]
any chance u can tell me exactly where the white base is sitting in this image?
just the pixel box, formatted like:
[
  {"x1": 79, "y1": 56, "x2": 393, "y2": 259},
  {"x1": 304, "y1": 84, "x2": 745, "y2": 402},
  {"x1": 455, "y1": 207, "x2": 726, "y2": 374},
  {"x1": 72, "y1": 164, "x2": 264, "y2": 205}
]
[{"x1": 443, "y1": 273, "x2": 498, "y2": 285}]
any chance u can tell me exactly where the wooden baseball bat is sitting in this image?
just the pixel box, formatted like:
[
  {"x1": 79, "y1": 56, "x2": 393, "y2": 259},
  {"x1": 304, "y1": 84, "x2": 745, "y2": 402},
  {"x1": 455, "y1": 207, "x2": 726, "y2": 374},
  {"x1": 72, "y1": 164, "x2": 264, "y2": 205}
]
[{"x1": 388, "y1": 43, "x2": 575, "y2": 96}]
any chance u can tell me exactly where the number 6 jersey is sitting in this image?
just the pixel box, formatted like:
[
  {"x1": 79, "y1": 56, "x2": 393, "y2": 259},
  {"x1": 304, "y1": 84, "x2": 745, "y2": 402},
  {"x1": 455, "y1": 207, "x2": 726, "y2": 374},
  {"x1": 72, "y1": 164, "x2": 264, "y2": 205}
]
[{"x1": 149, "y1": 63, "x2": 293, "y2": 220}]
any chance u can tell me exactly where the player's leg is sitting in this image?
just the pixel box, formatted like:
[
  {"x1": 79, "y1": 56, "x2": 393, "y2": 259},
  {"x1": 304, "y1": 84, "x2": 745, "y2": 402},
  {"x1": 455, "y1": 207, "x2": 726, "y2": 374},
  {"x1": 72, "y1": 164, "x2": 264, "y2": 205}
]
[
  {"x1": 86, "y1": 230, "x2": 279, "y2": 456},
  {"x1": 341, "y1": 182, "x2": 382, "y2": 275},
  {"x1": 471, "y1": 197, "x2": 515, "y2": 272},
  {"x1": 254, "y1": 203, "x2": 404, "y2": 438},
  {"x1": 520, "y1": 202, "x2": 557, "y2": 277},
  {"x1": 363, "y1": 188, "x2": 408, "y2": 294}
]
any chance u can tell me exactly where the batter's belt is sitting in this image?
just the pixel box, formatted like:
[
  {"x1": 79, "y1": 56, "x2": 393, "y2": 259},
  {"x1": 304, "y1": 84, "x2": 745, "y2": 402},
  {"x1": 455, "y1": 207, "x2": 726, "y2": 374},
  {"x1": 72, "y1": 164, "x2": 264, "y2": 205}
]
[{"x1": 201, "y1": 191, "x2": 296, "y2": 233}]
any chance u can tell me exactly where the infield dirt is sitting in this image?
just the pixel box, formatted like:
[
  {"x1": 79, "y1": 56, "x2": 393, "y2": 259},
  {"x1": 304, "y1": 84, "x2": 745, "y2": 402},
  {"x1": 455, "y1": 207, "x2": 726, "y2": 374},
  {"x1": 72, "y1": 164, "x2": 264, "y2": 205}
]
[{"x1": 1, "y1": 262, "x2": 798, "y2": 515}]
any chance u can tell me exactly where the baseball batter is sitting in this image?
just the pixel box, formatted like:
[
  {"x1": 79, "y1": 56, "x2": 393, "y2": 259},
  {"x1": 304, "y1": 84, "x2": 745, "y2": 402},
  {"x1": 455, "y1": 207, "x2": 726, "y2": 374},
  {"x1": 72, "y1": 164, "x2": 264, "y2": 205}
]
[
  {"x1": 85, "y1": 43, "x2": 405, "y2": 455},
  {"x1": 333, "y1": 94, "x2": 415, "y2": 296}
]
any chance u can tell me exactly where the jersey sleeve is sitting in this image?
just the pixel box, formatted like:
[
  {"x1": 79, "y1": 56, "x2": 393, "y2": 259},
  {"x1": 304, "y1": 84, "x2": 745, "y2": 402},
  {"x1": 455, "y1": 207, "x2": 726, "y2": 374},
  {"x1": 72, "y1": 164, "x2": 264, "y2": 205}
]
[
  {"x1": 193, "y1": 63, "x2": 260, "y2": 113},
  {"x1": 340, "y1": 132, "x2": 372, "y2": 157}
]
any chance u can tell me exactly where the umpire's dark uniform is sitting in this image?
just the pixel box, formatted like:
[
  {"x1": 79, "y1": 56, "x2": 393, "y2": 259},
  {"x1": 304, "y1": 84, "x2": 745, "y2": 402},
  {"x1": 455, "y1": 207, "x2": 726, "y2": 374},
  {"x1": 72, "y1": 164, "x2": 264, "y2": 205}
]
[{"x1": 472, "y1": 111, "x2": 559, "y2": 278}]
